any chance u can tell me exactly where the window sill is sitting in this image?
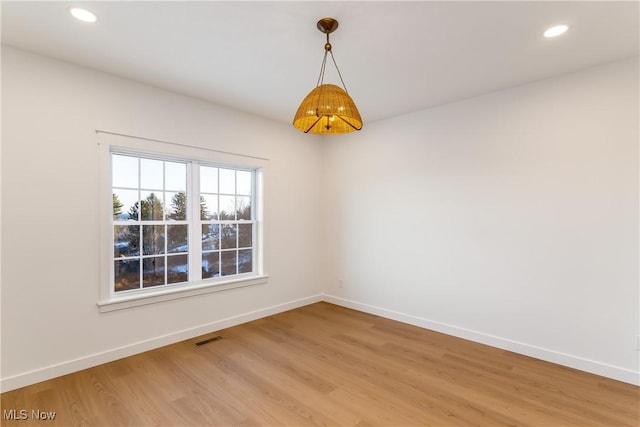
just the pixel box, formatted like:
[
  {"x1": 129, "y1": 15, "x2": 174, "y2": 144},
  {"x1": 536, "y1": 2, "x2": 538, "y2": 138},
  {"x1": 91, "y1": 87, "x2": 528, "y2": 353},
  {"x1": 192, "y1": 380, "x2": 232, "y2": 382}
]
[{"x1": 97, "y1": 275, "x2": 269, "y2": 313}]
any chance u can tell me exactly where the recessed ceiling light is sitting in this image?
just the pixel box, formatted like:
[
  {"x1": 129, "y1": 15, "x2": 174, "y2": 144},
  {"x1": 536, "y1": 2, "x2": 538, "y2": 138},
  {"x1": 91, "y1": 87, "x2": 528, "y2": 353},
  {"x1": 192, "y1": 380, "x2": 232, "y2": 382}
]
[
  {"x1": 544, "y1": 24, "x2": 569, "y2": 38},
  {"x1": 69, "y1": 7, "x2": 97, "y2": 23}
]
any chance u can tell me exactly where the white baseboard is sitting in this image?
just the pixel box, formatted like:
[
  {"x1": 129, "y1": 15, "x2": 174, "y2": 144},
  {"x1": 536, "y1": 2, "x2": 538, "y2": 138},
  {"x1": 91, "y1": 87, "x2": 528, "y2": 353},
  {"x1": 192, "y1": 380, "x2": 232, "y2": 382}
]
[
  {"x1": 0, "y1": 294, "x2": 323, "y2": 392},
  {"x1": 3, "y1": 292, "x2": 637, "y2": 392},
  {"x1": 322, "y1": 294, "x2": 640, "y2": 386}
]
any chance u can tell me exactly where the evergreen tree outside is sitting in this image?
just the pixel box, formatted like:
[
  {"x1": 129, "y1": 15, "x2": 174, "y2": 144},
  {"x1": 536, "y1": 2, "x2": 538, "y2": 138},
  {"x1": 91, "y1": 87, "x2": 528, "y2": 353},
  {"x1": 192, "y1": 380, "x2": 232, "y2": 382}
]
[
  {"x1": 113, "y1": 193, "x2": 123, "y2": 219},
  {"x1": 168, "y1": 192, "x2": 187, "y2": 220},
  {"x1": 119, "y1": 193, "x2": 164, "y2": 259},
  {"x1": 167, "y1": 192, "x2": 209, "y2": 220}
]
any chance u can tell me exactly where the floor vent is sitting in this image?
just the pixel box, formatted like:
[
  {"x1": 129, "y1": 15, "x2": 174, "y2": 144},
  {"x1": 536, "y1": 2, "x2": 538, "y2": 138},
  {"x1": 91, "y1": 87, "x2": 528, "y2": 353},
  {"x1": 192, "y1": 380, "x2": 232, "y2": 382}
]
[{"x1": 195, "y1": 335, "x2": 223, "y2": 346}]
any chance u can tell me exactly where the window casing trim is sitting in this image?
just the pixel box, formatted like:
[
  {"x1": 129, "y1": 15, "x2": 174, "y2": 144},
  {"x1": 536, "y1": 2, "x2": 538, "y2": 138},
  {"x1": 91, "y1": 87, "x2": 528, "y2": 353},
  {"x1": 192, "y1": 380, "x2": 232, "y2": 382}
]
[{"x1": 98, "y1": 131, "x2": 268, "y2": 312}]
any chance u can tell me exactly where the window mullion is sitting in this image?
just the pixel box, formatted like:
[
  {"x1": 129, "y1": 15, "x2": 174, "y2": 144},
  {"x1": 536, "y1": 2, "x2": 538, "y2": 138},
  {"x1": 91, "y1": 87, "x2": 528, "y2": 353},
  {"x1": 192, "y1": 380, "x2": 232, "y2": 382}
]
[
  {"x1": 234, "y1": 171, "x2": 239, "y2": 276},
  {"x1": 188, "y1": 162, "x2": 202, "y2": 281},
  {"x1": 163, "y1": 162, "x2": 167, "y2": 286},
  {"x1": 138, "y1": 158, "x2": 143, "y2": 290}
]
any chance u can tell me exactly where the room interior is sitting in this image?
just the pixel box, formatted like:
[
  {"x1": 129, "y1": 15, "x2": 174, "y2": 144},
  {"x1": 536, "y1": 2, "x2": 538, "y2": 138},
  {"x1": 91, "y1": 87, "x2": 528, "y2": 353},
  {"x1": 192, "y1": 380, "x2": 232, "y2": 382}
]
[{"x1": 1, "y1": 1, "x2": 639, "y2": 424}]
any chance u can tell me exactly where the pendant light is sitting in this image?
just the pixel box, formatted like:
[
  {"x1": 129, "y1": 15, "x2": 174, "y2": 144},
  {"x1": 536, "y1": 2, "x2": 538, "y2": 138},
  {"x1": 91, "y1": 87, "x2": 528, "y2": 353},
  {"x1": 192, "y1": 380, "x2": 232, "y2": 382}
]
[{"x1": 293, "y1": 18, "x2": 363, "y2": 135}]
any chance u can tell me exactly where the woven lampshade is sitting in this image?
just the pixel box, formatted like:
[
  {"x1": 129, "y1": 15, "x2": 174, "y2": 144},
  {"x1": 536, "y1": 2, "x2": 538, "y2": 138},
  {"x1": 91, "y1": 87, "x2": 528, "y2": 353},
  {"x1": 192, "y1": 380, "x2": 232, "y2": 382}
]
[{"x1": 293, "y1": 84, "x2": 363, "y2": 134}]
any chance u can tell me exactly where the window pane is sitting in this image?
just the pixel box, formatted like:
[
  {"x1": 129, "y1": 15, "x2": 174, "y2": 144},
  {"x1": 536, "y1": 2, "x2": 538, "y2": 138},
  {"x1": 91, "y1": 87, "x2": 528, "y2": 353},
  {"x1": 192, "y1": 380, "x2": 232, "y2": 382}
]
[
  {"x1": 238, "y1": 249, "x2": 252, "y2": 274},
  {"x1": 143, "y1": 257, "x2": 165, "y2": 287},
  {"x1": 114, "y1": 225, "x2": 139, "y2": 257},
  {"x1": 221, "y1": 251, "x2": 237, "y2": 276},
  {"x1": 202, "y1": 252, "x2": 219, "y2": 279},
  {"x1": 166, "y1": 192, "x2": 187, "y2": 221},
  {"x1": 140, "y1": 192, "x2": 164, "y2": 221},
  {"x1": 200, "y1": 194, "x2": 218, "y2": 220},
  {"x1": 140, "y1": 158, "x2": 164, "y2": 190},
  {"x1": 202, "y1": 224, "x2": 220, "y2": 251},
  {"x1": 237, "y1": 171, "x2": 252, "y2": 196},
  {"x1": 219, "y1": 168, "x2": 235, "y2": 194},
  {"x1": 238, "y1": 224, "x2": 252, "y2": 248},
  {"x1": 113, "y1": 189, "x2": 139, "y2": 221},
  {"x1": 236, "y1": 196, "x2": 251, "y2": 220},
  {"x1": 165, "y1": 162, "x2": 186, "y2": 191},
  {"x1": 167, "y1": 225, "x2": 188, "y2": 253},
  {"x1": 221, "y1": 224, "x2": 237, "y2": 249},
  {"x1": 219, "y1": 195, "x2": 235, "y2": 220},
  {"x1": 115, "y1": 259, "x2": 139, "y2": 292},
  {"x1": 200, "y1": 166, "x2": 218, "y2": 193},
  {"x1": 167, "y1": 254, "x2": 188, "y2": 284},
  {"x1": 112, "y1": 155, "x2": 138, "y2": 188},
  {"x1": 143, "y1": 225, "x2": 165, "y2": 255}
]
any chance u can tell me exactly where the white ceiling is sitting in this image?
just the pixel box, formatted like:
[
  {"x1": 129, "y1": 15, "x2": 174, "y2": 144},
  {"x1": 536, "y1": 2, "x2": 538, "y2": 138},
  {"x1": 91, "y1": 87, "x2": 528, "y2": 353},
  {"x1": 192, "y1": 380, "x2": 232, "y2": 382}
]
[{"x1": 2, "y1": 1, "x2": 639, "y2": 125}]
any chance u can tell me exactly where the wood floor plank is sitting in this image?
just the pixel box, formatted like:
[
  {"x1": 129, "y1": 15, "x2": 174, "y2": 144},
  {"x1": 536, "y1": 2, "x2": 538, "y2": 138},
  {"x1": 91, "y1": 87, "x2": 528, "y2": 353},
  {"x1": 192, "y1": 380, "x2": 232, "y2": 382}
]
[{"x1": 2, "y1": 302, "x2": 638, "y2": 426}]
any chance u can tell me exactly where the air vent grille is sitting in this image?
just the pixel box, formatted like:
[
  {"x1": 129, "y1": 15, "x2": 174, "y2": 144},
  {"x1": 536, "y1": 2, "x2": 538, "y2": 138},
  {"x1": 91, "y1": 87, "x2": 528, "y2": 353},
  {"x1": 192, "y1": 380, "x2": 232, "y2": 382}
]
[{"x1": 195, "y1": 335, "x2": 223, "y2": 346}]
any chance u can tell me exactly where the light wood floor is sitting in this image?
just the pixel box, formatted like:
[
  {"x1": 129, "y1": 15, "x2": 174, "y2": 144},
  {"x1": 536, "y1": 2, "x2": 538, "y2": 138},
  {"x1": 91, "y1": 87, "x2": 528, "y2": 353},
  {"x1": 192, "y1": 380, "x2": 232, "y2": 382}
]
[{"x1": 2, "y1": 302, "x2": 638, "y2": 426}]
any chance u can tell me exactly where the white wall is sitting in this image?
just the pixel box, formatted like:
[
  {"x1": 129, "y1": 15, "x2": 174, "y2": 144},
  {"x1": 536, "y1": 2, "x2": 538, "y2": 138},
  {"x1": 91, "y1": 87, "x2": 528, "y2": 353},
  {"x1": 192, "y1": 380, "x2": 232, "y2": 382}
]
[
  {"x1": 1, "y1": 46, "x2": 323, "y2": 391},
  {"x1": 322, "y1": 57, "x2": 639, "y2": 384}
]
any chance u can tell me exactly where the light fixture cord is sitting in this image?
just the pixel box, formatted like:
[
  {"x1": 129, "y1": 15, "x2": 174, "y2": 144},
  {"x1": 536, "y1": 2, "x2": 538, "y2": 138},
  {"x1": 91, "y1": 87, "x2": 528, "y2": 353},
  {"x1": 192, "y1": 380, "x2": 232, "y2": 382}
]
[
  {"x1": 315, "y1": 32, "x2": 350, "y2": 93},
  {"x1": 329, "y1": 51, "x2": 349, "y2": 93},
  {"x1": 316, "y1": 50, "x2": 329, "y2": 87}
]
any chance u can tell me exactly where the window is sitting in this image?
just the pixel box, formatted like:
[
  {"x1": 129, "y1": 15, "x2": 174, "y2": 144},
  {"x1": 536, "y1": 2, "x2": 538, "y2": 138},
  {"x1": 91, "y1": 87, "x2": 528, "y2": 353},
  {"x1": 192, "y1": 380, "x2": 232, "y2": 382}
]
[
  {"x1": 112, "y1": 155, "x2": 191, "y2": 291},
  {"x1": 200, "y1": 166, "x2": 254, "y2": 279},
  {"x1": 98, "y1": 132, "x2": 267, "y2": 312}
]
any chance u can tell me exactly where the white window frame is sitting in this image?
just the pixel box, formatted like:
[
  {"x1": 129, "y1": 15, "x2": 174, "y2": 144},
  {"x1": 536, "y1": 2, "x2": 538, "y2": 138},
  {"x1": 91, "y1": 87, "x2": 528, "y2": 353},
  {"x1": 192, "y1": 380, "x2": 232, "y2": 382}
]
[{"x1": 97, "y1": 131, "x2": 268, "y2": 312}]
